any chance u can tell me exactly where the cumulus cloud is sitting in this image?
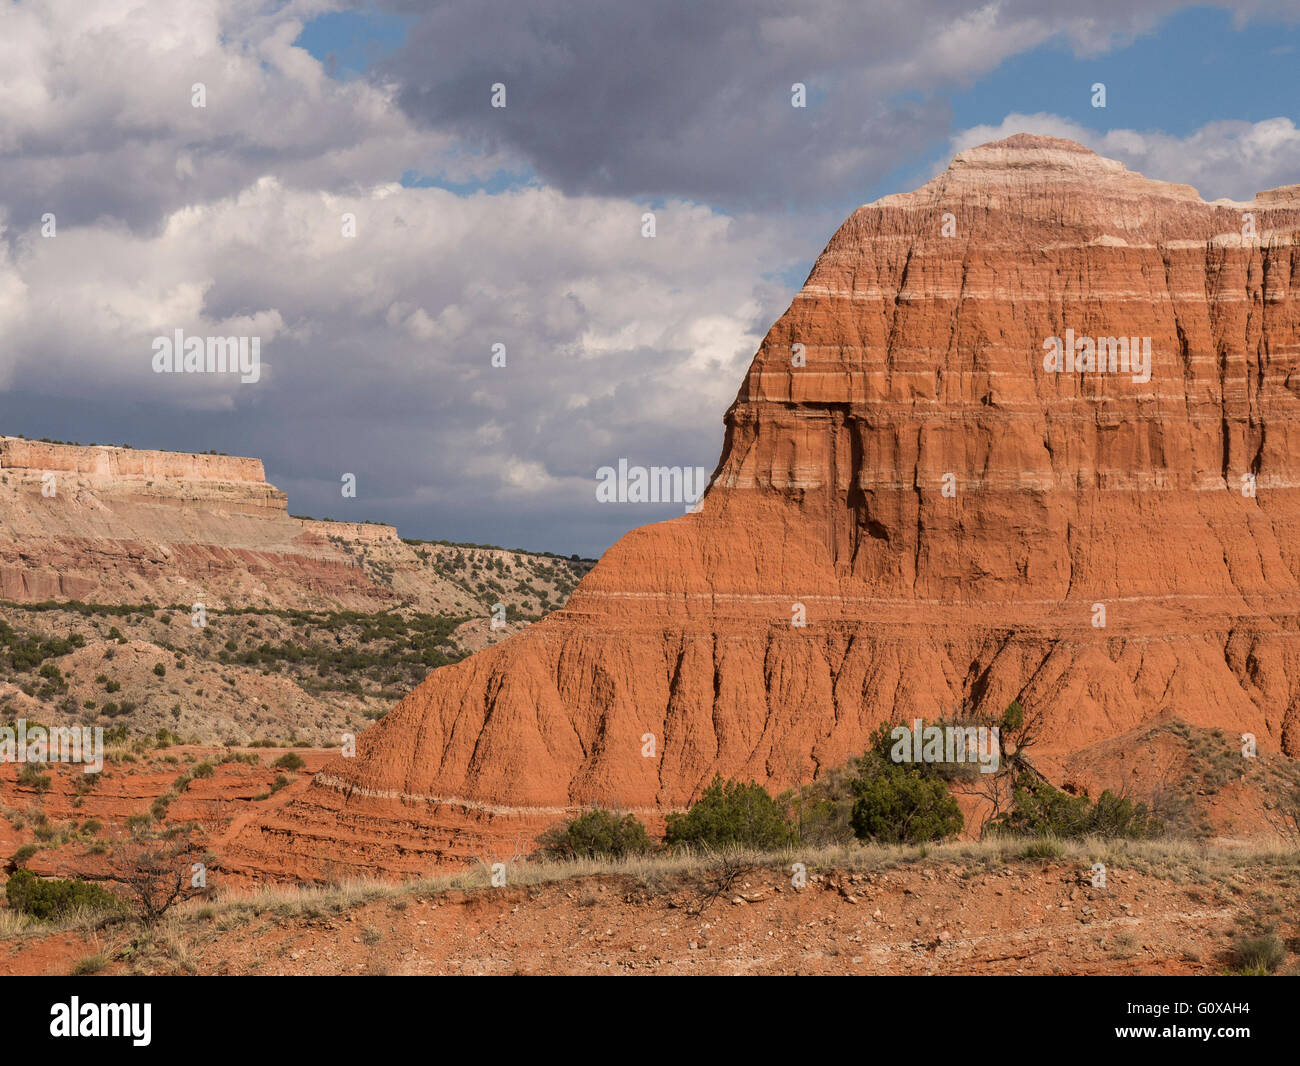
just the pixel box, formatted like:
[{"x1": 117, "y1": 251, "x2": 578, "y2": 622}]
[
  {"x1": 0, "y1": 0, "x2": 494, "y2": 232},
  {"x1": 0, "y1": 174, "x2": 796, "y2": 553},
  {"x1": 4, "y1": 0, "x2": 1300, "y2": 553}
]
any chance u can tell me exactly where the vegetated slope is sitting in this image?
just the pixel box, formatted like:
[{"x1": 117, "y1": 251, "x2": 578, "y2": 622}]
[{"x1": 0, "y1": 436, "x2": 594, "y2": 744}]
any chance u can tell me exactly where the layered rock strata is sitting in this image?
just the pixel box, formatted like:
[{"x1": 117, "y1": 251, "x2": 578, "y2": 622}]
[{"x1": 230, "y1": 136, "x2": 1300, "y2": 878}]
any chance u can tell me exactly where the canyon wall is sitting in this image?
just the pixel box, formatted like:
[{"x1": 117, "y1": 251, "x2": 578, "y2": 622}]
[{"x1": 226, "y1": 136, "x2": 1300, "y2": 877}]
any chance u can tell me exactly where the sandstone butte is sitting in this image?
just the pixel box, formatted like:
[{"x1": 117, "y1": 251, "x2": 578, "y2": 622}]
[
  {"x1": 224, "y1": 134, "x2": 1300, "y2": 880},
  {"x1": 0, "y1": 435, "x2": 481, "y2": 613}
]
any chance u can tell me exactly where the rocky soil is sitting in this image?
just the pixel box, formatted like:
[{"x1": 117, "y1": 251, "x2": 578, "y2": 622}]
[{"x1": 2, "y1": 841, "x2": 1297, "y2": 976}]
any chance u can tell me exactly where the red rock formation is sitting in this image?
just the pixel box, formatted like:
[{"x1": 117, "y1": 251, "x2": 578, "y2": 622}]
[
  {"x1": 0, "y1": 436, "x2": 480, "y2": 612},
  {"x1": 232, "y1": 135, "x2": 1300, "y2": 879}
]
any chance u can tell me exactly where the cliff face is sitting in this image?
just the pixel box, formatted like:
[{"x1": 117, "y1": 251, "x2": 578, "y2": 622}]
[
  {"x1": 0, "y1": 438, "x2": 270, "y2": 486},
  {"x1": 230, "y1": 135, "x2": 1300, "y2": 878},
  {"x1": 0, "y1": 436, "x2": 474, "y2": 612}
]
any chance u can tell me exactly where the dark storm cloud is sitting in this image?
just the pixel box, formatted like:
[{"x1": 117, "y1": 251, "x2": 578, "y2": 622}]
[{"x1": 377, "y1": 0, "x2": 1201, "y2": 208}]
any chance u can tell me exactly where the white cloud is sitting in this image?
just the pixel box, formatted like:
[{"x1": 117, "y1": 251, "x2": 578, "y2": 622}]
[{"x1": 0, "y1": 173, "x2": 794, "y2": 540}]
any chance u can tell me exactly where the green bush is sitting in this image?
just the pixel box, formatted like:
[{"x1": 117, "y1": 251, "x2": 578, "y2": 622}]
[
  {"x1": 538, "y1": 808, "x2": 653, "y2": 860},
  {"x1": 988, "y1": 773, "x2": 1164, "y2": 840},
  {"x1": 5, "y1": 869, "x2": 122, "y2": 921},
  {"x1": 665, "y1": 776, "x2": 794, "y2": 851},
  {"x1": 272, "y1": 752, "x2": 305, "y2": 771},
  {"x1": 848, "y1": 764, "x2": 964, "y2": 844}
]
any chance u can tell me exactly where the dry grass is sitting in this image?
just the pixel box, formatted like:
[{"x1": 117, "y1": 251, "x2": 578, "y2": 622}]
[
  {"x1": 147, "y1": 835, "x2": 1300, "y2": 931},
  {"x1": 3, "y1": 834, "x2": 1297, "y2": 946}
]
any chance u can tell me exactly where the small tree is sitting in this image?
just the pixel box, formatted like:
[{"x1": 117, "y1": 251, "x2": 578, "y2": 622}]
[
  {"x1": 665, "y1": 776, "x2": 794, "y2": 852},
  {"x1": 109, "y1": 823, "x2": 207, "y2": 924},
  {"x1": 537, "y1": 808, "x2": 652, "y2": 860},
  {"x1": 849, "y1": 764, "x2": 964, "y2": 844}
]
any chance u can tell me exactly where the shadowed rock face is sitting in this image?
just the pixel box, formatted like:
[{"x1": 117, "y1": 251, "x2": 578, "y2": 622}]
[{"x1": 232, "y1": 135, "x2": 1300, "y2": 879}]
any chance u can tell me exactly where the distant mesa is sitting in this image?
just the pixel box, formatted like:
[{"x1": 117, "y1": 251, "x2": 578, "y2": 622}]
[{"x1": 0, "y1": 434, "x2": 562, "y2": 616}]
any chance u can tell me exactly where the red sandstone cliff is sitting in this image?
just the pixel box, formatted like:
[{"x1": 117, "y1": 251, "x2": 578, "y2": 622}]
[{"x1": 231, "y1": 135, "x2": 1300, "y2": 878}]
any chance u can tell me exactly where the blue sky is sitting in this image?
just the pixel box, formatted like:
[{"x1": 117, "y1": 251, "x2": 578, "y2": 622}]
[{"x1": 294, "y1": 7, "x2": 411, "y2": 80}]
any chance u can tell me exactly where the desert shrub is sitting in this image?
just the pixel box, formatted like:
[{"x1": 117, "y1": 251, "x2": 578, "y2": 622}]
[
  {"x1": 538, "y1": 808, "x2": 653, "y2": 861},
  {"x1": 665, "y1": 776, "x2": 794, "y2": 852},
  {"x1": 848, "y1": 764, "x2": 964, "y2": 844},
  {"x1": 5, "y1": 869, "x2": 122, "y2": 921},
  {"x1": 109, "y1": 823, "x2": 206, "y2": 924},
  {"x1": 272, "y1": 752, "x2": 305, "y2": 771},
  {"x1": 784, "y1": 723, "x2": 965, "y2": 846},
  {"x1": 1229, "y1": 933, "x2": 1285, "y2": 974},
  {"x1": 17, "y1": 763, "x2": 51, "y2": 791},
  {"x1": 988, "y1": 773, "x2": 1164, "y2": 840},
  {"x1": 1019, "y1": 837, "x2": 1064, "y2": 860},
  {"x1": 11, "y1": 843, "x2": 38, "y2": 864},
  {"x1": 153, "y1": 663, "x2": 166, "y2": 677}
]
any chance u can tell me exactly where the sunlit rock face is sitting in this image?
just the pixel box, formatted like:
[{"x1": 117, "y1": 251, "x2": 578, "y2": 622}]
[{"x1": 231, "y1": 135, "x2": 1300, "y2": 879}]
